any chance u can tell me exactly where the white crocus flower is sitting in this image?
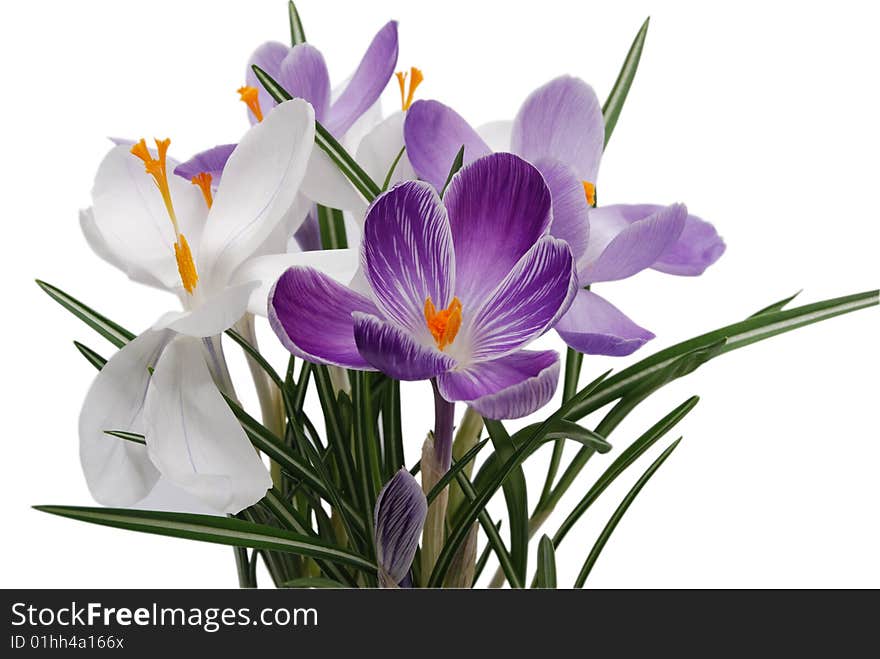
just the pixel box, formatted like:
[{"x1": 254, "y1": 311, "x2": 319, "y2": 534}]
[{"x1": 78, "y1": 99, "x2": 343, "y2": 514}]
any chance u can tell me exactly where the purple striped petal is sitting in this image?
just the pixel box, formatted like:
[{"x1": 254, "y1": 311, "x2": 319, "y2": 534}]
[
  {"x1": 404, "y1": 100, "x2": 492, "y2": 190},
  {"x1": 534, "y1": 158, "x2": 591, "y2": 268},
  {"x1": 374, "y1": 469, "x2": 427, "y2": 587},
  {"x1": 468, "y1": 236, "x2": 576, "y2": 361},
  {"x1": 268, "y1": 267, "x2": 379, "y2": 369},
  {"x1": 580, "y1": 203, "x2": 687, "y2": 284},
  {"x1": 554, "y1": 288, "x2": 654, "y2": 356},
  {"x1": 362, "y1": 181, "x2": 454, "y2": 338},
  {"x1": 353, "y1": 313, "x2": 454, "y2": 381},
  {"x1": 511, "y1": 76, "x2": 605, "y2": 183},
  {"x1": 245, "y1": 41, "x2": 290, "y2": 124},
  {"x1": 444, "y1": 153, "x2": 553, "y2": 310},
  {"x1": 173, "y1": 144, "x2": 237, "y2": 184},
  {"x1": 325, "y1": 21, "x2": 399, "y2": 137},
  {"x1": 438, "y1": 350, "x2": 560, "y2": 420},
  {"x1": 278, "y1": 44, "x2": 331, "y2": 122}
]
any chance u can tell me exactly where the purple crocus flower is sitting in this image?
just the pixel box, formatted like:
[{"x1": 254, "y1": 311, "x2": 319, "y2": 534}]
[
  {"x1": 374, "y1": 469, "x2": 427, "y2": 588},
  {"x1": 269, "y1": 152, "x2": 578, "y2": 419},
  {"x1": 175, "y1": 21, "x2": 399, "y2": 215},
  {"x1": 403, "y1": 76, "x2": 725, "y2": 356}
]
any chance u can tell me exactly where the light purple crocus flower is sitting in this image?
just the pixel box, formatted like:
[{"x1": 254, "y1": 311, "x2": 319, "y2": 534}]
[
  {"x1": 403, "y1": 76, "x2": 725, "y2": 356},
  {"x1": 269, "y1": 153, "x2": 578, "y2": 420},
  {"x1": 175, "y1": 21, "x2": 400, "y2": 217},
  {"x1": 374, "y1": 469, "x2": 427, "y2": 588}
]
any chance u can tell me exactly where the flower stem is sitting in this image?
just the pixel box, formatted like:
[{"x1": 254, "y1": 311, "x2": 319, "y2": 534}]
[{"x1": 421, "y1": 380, "x2": 455, "y2": 586}]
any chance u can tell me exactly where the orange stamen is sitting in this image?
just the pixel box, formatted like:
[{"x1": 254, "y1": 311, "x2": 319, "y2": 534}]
[
  {"x1": 238, "y1": 86, "x2": 264, "y2": 122},
  {"x1": 130, "y1": 137, "x2": 199, "y2": 294},
  {"x1": 424, "y1": 296, "x2": 462, "y2": 351},
  {"x1": 395, "y1": 67, "x2": 424, "y2": 111},
  {"x1": 191, "y1": 172, "x2": 213, "y2": 208},
  {"x1": 582, "y1": 180, "x2": 596, "y2": 207}
]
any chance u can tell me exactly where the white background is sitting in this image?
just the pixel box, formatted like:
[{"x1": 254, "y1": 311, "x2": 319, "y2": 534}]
[{"x1": 0, "y1": 0, "x2": 877, "y2": 588}]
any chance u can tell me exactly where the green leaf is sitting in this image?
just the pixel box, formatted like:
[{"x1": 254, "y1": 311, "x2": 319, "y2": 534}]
[
  {"x1": 382, "y1": 147, "x2": 407, "y2": 191},
  {"x1": 533, "y1": 535, "x2": 557, "y2": 589},
  {"x1": 34, "y1": 505, "x2": 376, "y2": 572},
  {"x1": 749, "y1": 290, "x2": 802, "y2": 317},
  {"x1": 316, "y1": 205, "x2": 349, "y2": 249},
  {"x1": 440, "y1": 145, "x2": 465, "y2": 197},
  {"x1": 602, "y1": 17, "x2": 650, "y2": 147},
  {"x1": 565, "y1": 289, "x2": 878, "y2": 423},
  {"x1": 103, "y1": 430, "x2": 146, "y2": 445},
  {"x1": 37, "y1": 280, "x2": 135, "y2": 348},
  {"x1": 552, "y1": 397, "x2": 698, "y2": 547},
  {"x1": 573, "y1": 438, "x2": 682, "y2": 587},
  {"x1": 252, "y1": 65, "x2": 381, "y2": 201},
  {"x1": 484, "y1": 419, "x2": 529, "y2": 586},
  {"x1": 284, "y1": 577, "x2": 346, "y2": 588},
  {"x1": 425, "y1": 438, "x2": 490, "y2": 504},
  {"x1": 288, "y1": 1, "x2": 306, "y2": 45},
  {"x1": 472, "y1": 519, "x2": 502, "y2": 584},
  {"x1": 74, "y1": 341, "x2": 107, "y2": 370}
]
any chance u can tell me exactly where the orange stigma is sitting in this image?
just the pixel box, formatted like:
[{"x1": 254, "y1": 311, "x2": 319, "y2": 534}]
[
  {"x1": 191, "y1": 172, "x2": 213, "y2": 208},
  {"x1": 582, "y1": 180, "x2": 596, "y2": 207},
  {"x1": 238, "y1": 86, "x2": 264, "y2": 122},
  {"x1": 130, "y1": 137, "x2": 199, "y2": 294},
  {"x1": 424, "y1": 296, "x2": 462, "y2": 351},
  {"x1": 395, "y1": 67, "x2": 424, "y2": 111}
]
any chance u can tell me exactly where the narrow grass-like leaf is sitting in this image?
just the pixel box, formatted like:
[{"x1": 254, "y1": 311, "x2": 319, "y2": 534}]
[
  {"x1": 316, "y1": 204, "x2": 348, "y2": 249},
  {"x1": 552, "y1": 397, "x2": 698, "y2": 547},
  {"x1": 573, "y1": 438, "x2": 682, "y2": 587},
  {"x1": 288, "y1": 0, "x2": 307, "y2": 45},
  {"x1": 440, "y1": 145, "x2": 465, "y2": 197},
  {"x1": 484, "y1": 419, "x2": 529, "y2": 586},
  {"x1": 533, "y1": 535, "x2": 557, "y2": 589},
  {"x1": 37, "y1": 280, "x2": 135, "y2": 348},
  {"x1": 74, "y1": 341, "x2": 107, "y2": 370},
  {"x1": 34, "y1": 505, "x2": 376, "y2": 572},
  {"x1": 602, "y1": 17, "x2": 650, "y2": 146},
  {"x1": 749, "y1": 290, "x2": 802, "y2": 317},
  {"x1": 426, "y1": 438, "x2": 490, "y2": 504},
  {"x1": 284, "y1": 577, "x2": 346, "y2": 588},
  {"x1": 473, "y1": 519, "x2": 502, "y2": 584},
  {"x1": 382, "y1": 146, "x2": 407, "y2": 191},
  {"x1": 252, "y1": 65, "x2": 381, "y2": 201},
  {"x1": 103, "y1": 430, "x2": 146, "y2": 445}
]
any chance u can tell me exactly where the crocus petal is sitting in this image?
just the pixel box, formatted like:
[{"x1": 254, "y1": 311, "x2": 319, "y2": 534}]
[
  {"x1": 269, "y1": 266, "x2": 379, "y2": 369},
  {"x1": 90, "y1": 145, "x2": 208, "y2": 292},
  {"x1": 299, "y1": 148, "x2": 368, "y2": 212},
  {"x1": 580, "y1": 203, "x2": 687, "y2": 284},
  {"x1": 511, "y1": 75, "x2": 605, "y2": 183},
  {"x1": 534, "y1": 158, "x2": 591, "y2": 268},
  {"x1": 594, "y1": 204, "x2": 726, "y2": 276},
  {"x1": 173, "y1": 143, "x2": 237, "y2": 185},
  {"x1": 353, "y1": 313, "x2": 454, "y2": 380},
  {"x1": 232, "y1": 248, "x2": 359, "y2": 316},
  {"x1": 477, "y1": 120, "x2": 513, "y2": 152},
  {"x1": 279, "y1": 44, "x2": 332, "y2": 121},
  {"x1": 144, "y1": 336, "x2": 272, "y2": 514},
  {"x1": 244, "y1": 41, "x2": 290, "y2": 124},
  {"x1": 444, "y1": 153, "x2": 553, "y2": 310},
  {"x1": 80, "y1": 207, "x2": 162, "y2": 286},
  {"x1": 404, "y1": 100, "x2": 492, "y2": 190},
  {"x1": 197, "y1": 99, "x2": 315, "y2": 289},
  {"x1": 554, "y1": 288, "x2": 654, "y2": 356},
  {"x1": 325, "y1": 21, "x2": 399, "y2": 136},
  {"x1": 356, "y1": 111, "x2": 416, "y2": 189},
  {"x1": 362, "y1": 180, "x2": 454, "y2": 339},
  {"x1": 438, "y1": 350, "x2": 560, "y2": 420},
  {"x1": 374, "y1": 468, "x2": 427, "y2": 587},
  {"x1": 467, "y1": 235, "x2": 576, "y2": 361},
  {"x1": 78, "y1": 328, "x2": 171, "y2": 506},
  {"x1": 153, "y1": 282, "x2": 257, "y2": 338}
]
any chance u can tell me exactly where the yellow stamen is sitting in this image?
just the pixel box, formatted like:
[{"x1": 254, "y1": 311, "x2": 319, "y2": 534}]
[
  {"x1": 424, "y1": 296, "x2": 462, "y2": 351},
  {"x1": 238, "y1": 86, "x2": 264, "y2": 122},
  {"x1": 582, "y1": 180, "x2": 596, "y2": 207},
  {"x1": 395, "y1": 67, "x2": 424, "y2": 111},
  {"x1": 173, "y1": 233, "x2": 199, "y2": 294},
  {"x1": 191, "y1": 172, "x2": 213, "y2": 208},
  {"x1": 130, "y1": 137, "x2": 199, "y2": 294}
]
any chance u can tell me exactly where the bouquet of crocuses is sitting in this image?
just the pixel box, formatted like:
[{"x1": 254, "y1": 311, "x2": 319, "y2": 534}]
[{"x1": 35, "y1": 3, "x2": 877, "y2": 589}]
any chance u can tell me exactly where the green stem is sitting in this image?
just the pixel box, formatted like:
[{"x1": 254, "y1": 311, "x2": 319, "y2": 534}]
[{"x1": 539, "y1": 348, "x2": 583, "y2": 506}]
